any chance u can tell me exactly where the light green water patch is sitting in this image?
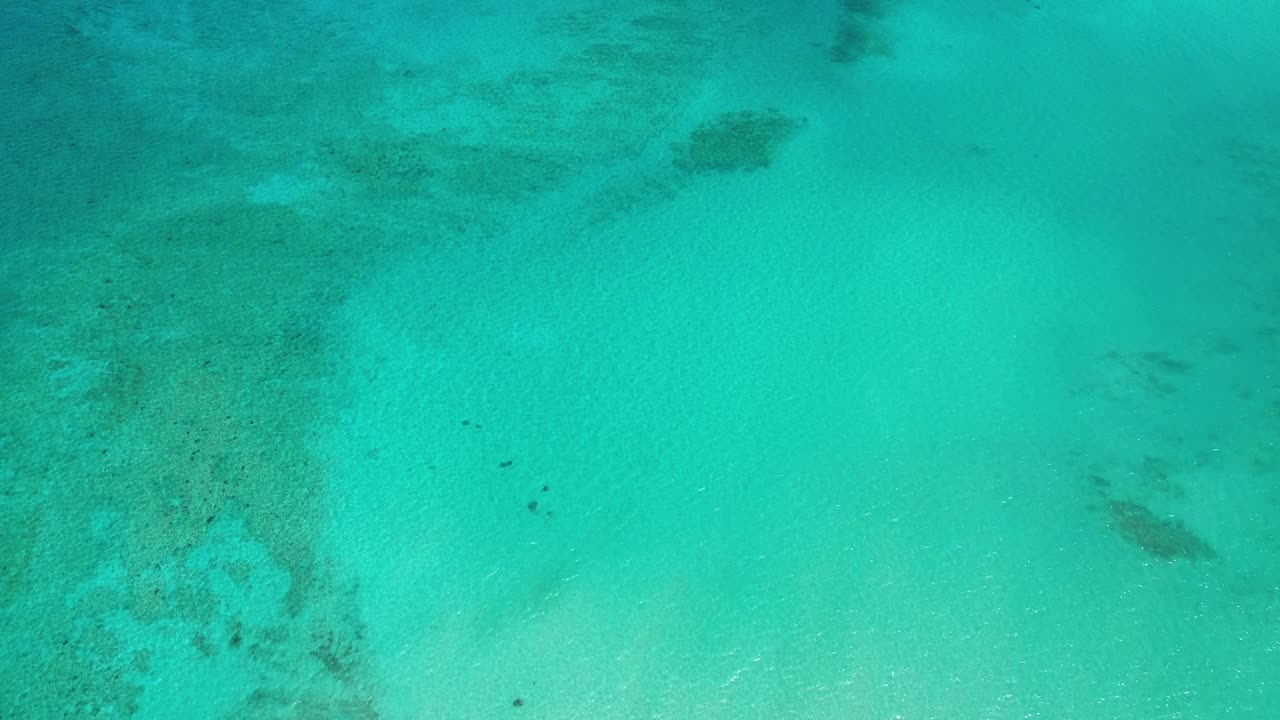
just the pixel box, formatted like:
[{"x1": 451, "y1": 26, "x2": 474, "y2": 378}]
[
  {"x1": 322, "y1": 39, "x2": 1280, "y2": 702},
  {"x1": 321, "y1": 121, "x2": 1104, "y2": 715}
]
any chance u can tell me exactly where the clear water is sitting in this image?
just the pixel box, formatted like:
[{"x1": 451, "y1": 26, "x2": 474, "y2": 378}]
[{"x1": 2, "y1": 1, "x2": 1278, "y2": 718}]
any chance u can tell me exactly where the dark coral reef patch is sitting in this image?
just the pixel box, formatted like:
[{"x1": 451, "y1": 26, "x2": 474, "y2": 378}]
[
  {"x1": 1106, "y1": 499, "x2": 1216, "y2": 561},
  {"x1": 671, "y1": 110, "x2": 805, "y2": 174}
]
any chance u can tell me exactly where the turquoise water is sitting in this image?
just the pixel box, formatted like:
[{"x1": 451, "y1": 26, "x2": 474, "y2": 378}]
[{"x1": 2, "y1": 0, "x2": 1278, "y2": 717}]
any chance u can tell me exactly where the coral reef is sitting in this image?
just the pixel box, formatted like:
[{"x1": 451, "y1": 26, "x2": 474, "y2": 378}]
[{"x1": 671, "y1": 110, "x2": 805, "y2": 174}]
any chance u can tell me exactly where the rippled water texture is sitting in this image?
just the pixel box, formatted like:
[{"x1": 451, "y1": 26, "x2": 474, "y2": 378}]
[{"x1": 2, "y1": 1, "x2": 1278, "y2": 717}]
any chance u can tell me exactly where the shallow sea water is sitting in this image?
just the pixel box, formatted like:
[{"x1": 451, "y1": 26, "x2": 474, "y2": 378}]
[{"x1": 2, "y1": 1, "x2": 1278, "y2": 718}]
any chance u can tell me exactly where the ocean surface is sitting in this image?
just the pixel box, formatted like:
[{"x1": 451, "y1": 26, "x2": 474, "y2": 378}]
[{"x1": 2, "y1": 1, "x2": 1278, "y2": 718}]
